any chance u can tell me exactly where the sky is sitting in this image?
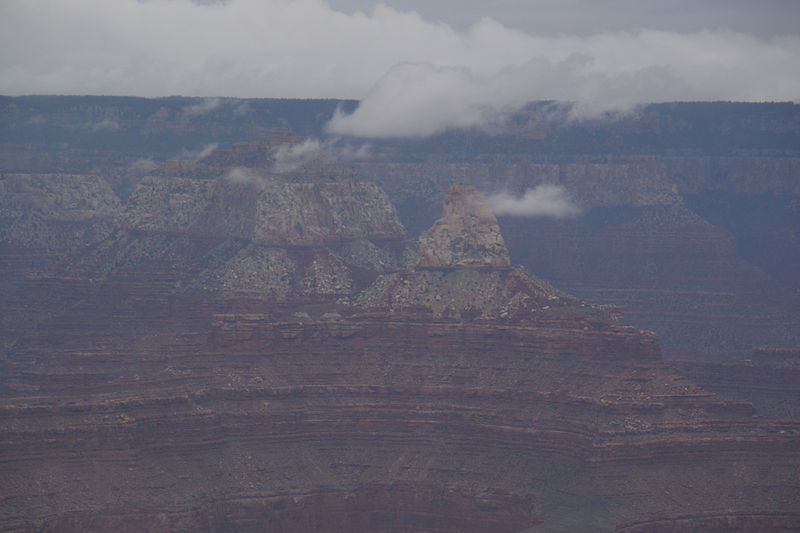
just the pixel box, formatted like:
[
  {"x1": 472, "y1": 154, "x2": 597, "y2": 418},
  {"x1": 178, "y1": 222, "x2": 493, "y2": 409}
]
[
  {"x1": 329, "y1": 0, "x2": 800, "y2": 38},
  {"x1": 1, "y1": 0, "x2": 799, "y2": 137}
]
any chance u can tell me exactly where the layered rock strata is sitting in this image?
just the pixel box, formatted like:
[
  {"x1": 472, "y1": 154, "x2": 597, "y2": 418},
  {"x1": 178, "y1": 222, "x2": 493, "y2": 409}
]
[
  {"x1": 357, "y1": 155, "x2": 800, "y2": 357},
  {"x1": 416, "y1": 185, "x2": 510, "y2": 268},
  {"x1": 3, "y1": 96, "x2": 799, "y2": 358},
  {"x1": 1, "y1": 184, "x2": 799, "y2": 532},
  {"x1": 672, "y1": 346, "x2": 800, "y2": 419},
  {"x1": 0, "y1": 173, "x2": 120, "y2": 251}
]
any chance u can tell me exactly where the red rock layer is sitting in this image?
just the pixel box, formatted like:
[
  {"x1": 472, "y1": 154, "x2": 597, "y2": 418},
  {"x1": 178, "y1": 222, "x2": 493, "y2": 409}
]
[{"x1": 2, "y1": 272, "x2": 799, "y2": 532}]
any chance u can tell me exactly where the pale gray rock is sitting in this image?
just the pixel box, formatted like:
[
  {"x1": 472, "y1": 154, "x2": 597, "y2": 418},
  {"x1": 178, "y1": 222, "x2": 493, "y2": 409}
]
[
  {"x1": 0, "y1": 173, "x2": 120, "y2": 249},
  {"x1": 121, "y1": 176, "x2": 215, "y2": 232},
  {"x1": 416, "y1": 185, "x2": 510, "y2": 268},
  {"x1": 194, "y1": 179, "x2": 406, "y2": 246},
  {"x1": 196, "y1": 245, "x2": 297, "y2": 299}
]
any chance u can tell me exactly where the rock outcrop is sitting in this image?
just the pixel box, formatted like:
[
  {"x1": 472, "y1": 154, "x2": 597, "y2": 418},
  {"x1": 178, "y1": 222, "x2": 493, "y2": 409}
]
[
  {"x1": 56, "y1": 173, "x2": 408, "y2": 300},
  {"x1": 672, "y1": 346, "x2": 800, "y2": 419},
  {"x1": 416, "y1": 185, "x2": 510, "y2": 268},
  {"x1": 0, "y1": 173, "x2": 120, "y2": 250},
  {"x1": 2, "y1": 97, "x2": 800, "y2": 532},
  {"x1": 3, "y1": 96, "x2": 799, "y2": 356},
  {"x1": 351, "y1": 185, "x2": 565, "y2": 320},
  {"x1": 193, "y1": 178, "x2": 405, "y2": 246},
  {"x1": 358, "y1": 154, "x2": 800, "y2": 357},
  {"x1": 2, "y1": 174, "x2": 799, "y2": 533}
]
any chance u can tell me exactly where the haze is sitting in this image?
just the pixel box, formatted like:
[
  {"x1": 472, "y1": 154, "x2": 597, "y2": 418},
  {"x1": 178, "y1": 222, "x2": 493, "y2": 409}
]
[{"x1": 2, "y1": 0, "x2": 799, "y2": 137}]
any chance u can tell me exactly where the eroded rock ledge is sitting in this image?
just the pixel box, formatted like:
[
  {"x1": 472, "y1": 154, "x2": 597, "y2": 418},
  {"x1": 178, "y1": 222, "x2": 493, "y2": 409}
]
[
  {"x1": 416, "y1": 185, "x2": 510, "y2": 268},
  {"x1": 1, "y1": 170, "x2": 799, "y2": 533}
]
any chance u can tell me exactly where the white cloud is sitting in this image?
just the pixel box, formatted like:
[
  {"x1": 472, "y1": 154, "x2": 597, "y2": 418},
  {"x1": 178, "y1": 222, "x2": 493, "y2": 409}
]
[
  {"x1": 271, "y1": 137, "x2": 371, "y2": 172},
  {"x1": 328, "y1": 31, "x2": 800, "y2": 137},
  {"x1": 129, "y1": 158, "x2": 158, "y2": 172},
  {"x1": 178, "y1": 143, "x2": 218, "y2": 161},
  {"x1": 488, "y1": 186, "x2": 580, "y2": 218},
  {"x1": 224, "y1": 166, "x2": 262, "y2": 183},
  {"x1": 89, "y1": 118, "x2": 120, "y2": 132},
  {"x1": 182, "y1": 97, "x2": 222, "y2": 118},
  {"x1": 327, "y1": 62, "x2": 499, "y2": 138},
  {"x1": 1, "y1": 0, "x2": 798, "y2": 138},
  {"x1": 337, "y1": 141, "x2": 371, "y2": 159},
  {"x1": 272, "y1": 138, "x2": 324, "y2": 173},
  {"x1": 233, "y1": 101, "x2": 253, "y2": 116}
]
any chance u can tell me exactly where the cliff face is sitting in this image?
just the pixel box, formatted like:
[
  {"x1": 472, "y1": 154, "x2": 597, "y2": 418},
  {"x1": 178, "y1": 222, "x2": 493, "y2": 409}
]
[
  {"x1": 0, "y1": 96, "x2": 351, "y2": 172},
  {"x1": 0, "y1": 172, "x2": 121, "y2": 325},
  {"x1": 2, "y1": 178, "x2": 799, "y2": 533},
  {"x1": 358, "y1": 154, "x2": 800, "y2": 356},
  {"x1": 3, "y1": 96, "x2": 798, "y2": 358},
  {"x1": 196, "y1": 179, "x2": 405, "y2": 246},
  {"x1": 672, "y1": 346, "x2": 800, "y2": 419},
  {"x1": 63, "y1": 175, "x2": 407, "y2": 299},
  {"x1": 416, "y1": 185, "x2": 510, "y2": 268},
  {"x1": 0, "y1": 172, "x2": 120, "y2": 250}
]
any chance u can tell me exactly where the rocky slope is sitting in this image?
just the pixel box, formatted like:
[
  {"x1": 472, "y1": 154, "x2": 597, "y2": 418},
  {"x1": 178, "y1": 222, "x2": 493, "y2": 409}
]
[
  {"x1": 415, "y1": 185, "x2": 510, "y2": 269},
  {"x1": 672, "y1": 346, "x2": 800, "y2": 419},
  {"x1": 2, "y1": 96, "x2": 798, "y2": 357},
  {"x1": 2, "y1": 183, "x2": 799, "y2": 532},
  {"x1": 357, "y1": 154, "x2": 800, "y2": 357}
]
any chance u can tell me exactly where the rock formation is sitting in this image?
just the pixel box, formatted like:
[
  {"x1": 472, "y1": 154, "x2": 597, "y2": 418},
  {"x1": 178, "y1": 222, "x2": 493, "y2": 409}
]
[
  {"x1": 416, "y1": 185, "x2": 510, "y2": 268},
  {"x1": 672, "y1": 346, "x2": 800, "y2": 419},
  {"x1": 351, "y1": 186, "x2": 584, "y2": 321},
  {"x1": 0, "y1": 173, "x2": 119, "y2": 250},
  {"x1": 2, "y1": 168, "x2": 799, "y2": 532},
  {"x1": 3, "y1": 96, "x2": 799, "y2": 357},
  {"x1": 2, "y1": 97, "x2": 800, "y2": 532},
  {"x1": 358, "y1": 154, "x2": 800, "y2": 357}
]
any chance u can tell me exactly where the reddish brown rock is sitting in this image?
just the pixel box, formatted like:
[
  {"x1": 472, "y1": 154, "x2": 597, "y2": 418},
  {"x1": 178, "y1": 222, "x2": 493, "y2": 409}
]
[
  {"x1": 1, "y1": 117, "x2": 800, "y2": 532},
  {"x1": 1, "y1": 182, "x2": 799, "y2": 533}
]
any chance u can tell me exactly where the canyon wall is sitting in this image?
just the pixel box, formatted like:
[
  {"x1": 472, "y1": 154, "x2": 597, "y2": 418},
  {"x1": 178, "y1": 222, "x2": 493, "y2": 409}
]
[
  {"x1": 357, "y1": 153, "x2": 800, "y2": 357},
  {"x1": 2, "y1": 97, "x2": 799, "y2": 531}
]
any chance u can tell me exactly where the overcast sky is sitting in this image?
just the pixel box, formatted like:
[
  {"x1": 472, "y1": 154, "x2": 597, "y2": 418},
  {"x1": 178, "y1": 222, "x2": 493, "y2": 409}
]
[
  {"x1": 329, "y1": 0, "x2": 800, "y2": 38},
  {"x1": 2, "y1": 0, "x2": 798, "y2": 137}
]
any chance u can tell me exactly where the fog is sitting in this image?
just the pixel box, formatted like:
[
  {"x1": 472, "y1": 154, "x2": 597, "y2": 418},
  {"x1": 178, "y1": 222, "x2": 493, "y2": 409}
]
[
  {"x1": 488, "y1": 186, "x2": 580, "y2": 218},
  {"x1": 2, "y1": 0, "x2": 798, "y2": 138}
]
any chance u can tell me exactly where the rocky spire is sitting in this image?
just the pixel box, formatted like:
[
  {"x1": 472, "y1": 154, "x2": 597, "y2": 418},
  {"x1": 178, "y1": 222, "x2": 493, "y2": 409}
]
[{"x1": 416, "y1": 185, "x2": 510, "y2": 268}]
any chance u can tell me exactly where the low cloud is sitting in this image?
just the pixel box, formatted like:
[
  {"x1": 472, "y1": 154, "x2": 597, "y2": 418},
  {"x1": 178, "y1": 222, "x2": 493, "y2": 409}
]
[
  {"x1": 327, "y1": 62, "x2": 500, "y2": 138},
  {"x1": 488, "y1": 185, "x2": 580, "y2": 218},
  {"x1": 129, "y1": 158, "x2": 158, "y2": 172},
  {"x1": 182, "y1": 97, "x2": 222, "y2": 118},
  {"x1": 233, "y1": 101, "x2": 252, "y2": 117},
  {"x1": 328, "y1": 30, "x2": 800, "y2": 138},
  {"x1": 272, "y1": 137, "x2": 371, "y2": 173},
  {"x1": 178, "y1": 143, "x2": 218, "y2": 161},
  {"x1": 1, "y1": 1, "x2": 798, "y2": 138},
  {"x1": 90, "y1": 118, "x2": 120, "y2": 132},
  {"x1": 338, "y1": 141, "x2": 371, "y2": 159},
  {"x1": 224, "y1": 166, "x2": 262, "y2": 183},
  {"x1": 272, "y1": 138, "x2": 324, "y2": 173}
]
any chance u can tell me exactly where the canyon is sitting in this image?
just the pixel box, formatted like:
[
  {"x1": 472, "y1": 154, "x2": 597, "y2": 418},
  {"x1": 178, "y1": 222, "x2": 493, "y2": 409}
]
[
  {"x1": 3, "y1": 97, "x2": 798, "y2": 357},
  {"x1": 1, "y1": 96, "x2": 799, "y2": 532}
]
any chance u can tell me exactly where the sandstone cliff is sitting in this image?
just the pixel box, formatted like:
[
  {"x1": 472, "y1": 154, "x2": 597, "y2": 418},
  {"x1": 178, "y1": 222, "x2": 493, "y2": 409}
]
[
  {"x1": 416, "y1": 185, "x2": 510, "y2": 268},
  {"x1": 0, "y1": 173, "x2": 120, "y2": 250},
  {"x1": 3, "y1": 96, "x2": 798, "y2": 356},
  {"x1": 2, "y1": 175, "x2": 799, "y2": 533},
  {"x1": 356, "y1": 153, "x2": 800, "y2": 356},
  {"x1": 352, "y1": 186, "x2": 586, "y2": 321},
  {"x1": 2, "y1": 97, "x2": 800, "y2": 532}
]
